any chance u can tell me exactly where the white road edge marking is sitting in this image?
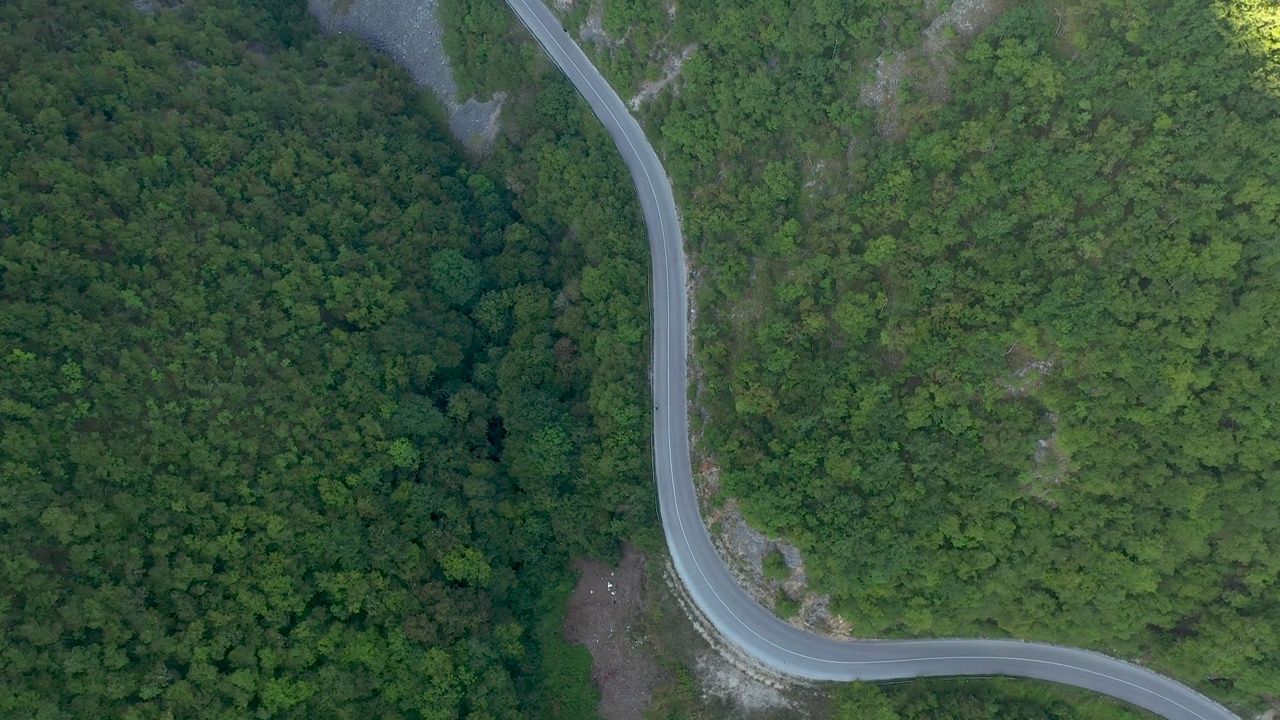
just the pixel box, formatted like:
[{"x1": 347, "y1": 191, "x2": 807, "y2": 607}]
[{"x1": 505, "y1": 3, "x2": 1240, "y2": 719}]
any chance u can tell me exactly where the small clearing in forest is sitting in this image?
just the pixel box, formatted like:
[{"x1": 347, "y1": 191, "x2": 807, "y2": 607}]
[
  {"x1": 564, "y1": 545, "x2": 661, "y2": 720},
  {"x1": 1000, "y1": 348, "x2": 1073, "y2": 504}
]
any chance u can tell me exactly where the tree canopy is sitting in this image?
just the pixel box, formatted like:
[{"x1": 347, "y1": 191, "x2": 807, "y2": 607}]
[
  {"x1": 569, "y1": 0, "x2": 1280, "y2": 712},
  {"x1": 0, "y1": 0, "x2": 654, "y2": 716}
]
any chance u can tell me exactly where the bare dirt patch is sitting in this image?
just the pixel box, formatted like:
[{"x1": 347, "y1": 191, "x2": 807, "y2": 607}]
[
  {"x1": 564, "y1": 544, "x2": 661, "y2": 720},
  {"x1": 998, "y1": 347, "x2": 1056, "y2": 398},
  {"x1": 919, "y1": 0, "x2": 1006, "y2": 102},
  {"x1": 861, "y1": 53, "x2": 910, "y2": 140},
  {"x1": 702, "y1": 498, "x2": 855, "y2": 640},
  {"x1": 580, "y1": 4, "x2": 625, "y2": 49},
  {"x1": 998, "y1": 347, "x2": 1073, "y2": 503},
  {"x1": 694, "y1": 652, "x2": 794, "y2": 713},
  {"x1": 629, "y1": 44, "x2": 697, "y2": 110},
  {"x1": 923, "y1": 0, "x2": 1006, "y2": 57},
  {"x1": 1030, "y1": 418, "x2": 1070, "y2": 488},
  {"x1": 860, "y1": 0, "x2": 1006, "y2": 138},
  {"x1": 580, "y1": 0, "x2": 691, "y2": 111}
]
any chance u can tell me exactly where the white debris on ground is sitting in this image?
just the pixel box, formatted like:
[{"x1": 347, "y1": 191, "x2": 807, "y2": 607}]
[
  {"x1": 565, "y1": 546, "x2": 660, "y2": 720},
  {"x1": 998, "y1": 354, "x2": 1057, "y2": 398},
  {"x1": 307, "y1": 0, "x2": 505, "y2": 153},
  {"x1": 628, "y1": 44, "x2": 696, "y2": 110}
]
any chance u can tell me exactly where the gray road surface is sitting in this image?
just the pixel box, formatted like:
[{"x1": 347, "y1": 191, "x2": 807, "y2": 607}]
[{"x1": 502, "y1": 2, "x2": 1240, "y2": 718}]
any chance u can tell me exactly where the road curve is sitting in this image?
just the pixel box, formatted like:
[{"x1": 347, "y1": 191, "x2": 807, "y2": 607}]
[{"x1": 502, "y1": 2, "x2": 1240, "y2": 718}]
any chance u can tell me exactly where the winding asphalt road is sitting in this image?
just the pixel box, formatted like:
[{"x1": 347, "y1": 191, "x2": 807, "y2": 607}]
[{"x1": 502, "y1": 2, "x2": 1240, "y2": 718}]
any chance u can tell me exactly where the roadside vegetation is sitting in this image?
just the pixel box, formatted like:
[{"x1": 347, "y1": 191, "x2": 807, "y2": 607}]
[
  {"x1": 641, "y1": 559, "x2": 1147, "y2": 720},
  {"x1": 535, "y1": 0, "x2": 1280, "y2": 713},
  {"x1": 838, "y1": 680, "x2": 1147, "y2": 720},
  {"x1": 0, "y1": 0, "x2": 653, "y2": 716}
]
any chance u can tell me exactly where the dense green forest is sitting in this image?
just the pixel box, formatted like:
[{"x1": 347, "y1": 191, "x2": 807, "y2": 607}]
[
  {"x1": 524, "y1": 0, "x2": 1279, "y2": 712},
  {"x1": 834, "y1": 679, "x2": 1146, "y2": 720},
  {"x1": 6, "y1": 0, "x2": 1272, "y2": 715},
  {"x1": 0, "y1": 0, "x2": 655, "y2": 716}
]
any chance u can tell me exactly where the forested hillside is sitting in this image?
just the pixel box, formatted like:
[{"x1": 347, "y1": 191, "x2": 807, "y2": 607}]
[
  {"x1": 833, "y1": 679, "x2": 1146, "y2": 720},
  {"x1": 542, "y1": 0, "x2": 1279, "y2": 712},
  {"x1": 0, "y1": 0, "x2": 653, "y2": 716}
]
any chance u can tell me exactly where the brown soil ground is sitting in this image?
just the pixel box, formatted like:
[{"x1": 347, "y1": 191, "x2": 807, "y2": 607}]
[{"x1": 563, "y1": 544, "x2": 661, "y2": 720}]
